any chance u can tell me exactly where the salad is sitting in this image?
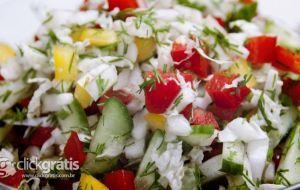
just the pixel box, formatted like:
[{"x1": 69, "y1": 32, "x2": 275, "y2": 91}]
[{"x1": 1, "y1": 0, "x2": 300, "y2": 189}]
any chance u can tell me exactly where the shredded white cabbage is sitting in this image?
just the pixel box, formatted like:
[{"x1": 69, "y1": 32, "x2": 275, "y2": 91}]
[{"x1": 151, "y1": 141, "x2": 185, "y2": 190}]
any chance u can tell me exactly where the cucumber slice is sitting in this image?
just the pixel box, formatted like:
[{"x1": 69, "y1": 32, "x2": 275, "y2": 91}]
[
  {"x1": 0, "y1": 124, "x2": 12, "y2": 143},
  {"x1": 135, "y1": 130, "x2": 165, "y2": 190},
  {"x1": 268, "y1": 106, "x2": 297, "y2": 148},
  {"x1": 182, "y1": 163, "x2": 201, "y2": 190},
  {"x1": 200, "y1": 155, "x2": 224, "y2": 183},
  {"x1": 56, "y1": 98, "x2": 89, "y2": 135},
  {"x1": 274, "y1": 123, "x2": 300, "y2": 186},
  {"x1": 83, "y1": 97, "x2": 133, "y2": 174},
  {"x1": 221, "y1": 141, "x2": 245, "y2": 175},
  {"x1": 181, "y1": 125, "x2": 214, "y2": 146}
]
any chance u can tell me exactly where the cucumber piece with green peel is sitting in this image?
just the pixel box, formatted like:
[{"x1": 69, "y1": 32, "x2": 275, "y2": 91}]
[
  {"x1": 181, "y1": 125, "x2": 214, "y2": 146},
  {"x1": 268, "y1": 106, "x2": 297, "y2": 148},
  {"x1": 83, "y1": 97, "x2": 133, "y2": 174},
  {"x1": 135, "y1": 130, "x2": 165, "y2": 190},
  {"x1": 56, "y1": 98, "x2": 89, "y2": 135},
  {"x1": 274, "y1": 123, "x2": 300, "y2": 186},
  {"x1": 182, "y1": 163, "x2": 201, "y2": 190},
  {"x1": 221, "y1": 141, "x2": 245, "y2": 175}
]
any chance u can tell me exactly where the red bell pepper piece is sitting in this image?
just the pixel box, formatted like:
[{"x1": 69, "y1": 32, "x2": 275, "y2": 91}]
[
  {"x1": 64, "y1": 131, "x2": 86, "y2": 167},
  {"x1": 144, "y1": 72, "x2": 181, "y2": 113},
  {"x1": 191, "y1": 108, "x2": 220, "y2": 130},
  {"x1": 171, "y1": 41, "x2": 210, "y2": 79},
  {"x1": 245, "y1": 36, "x2": 277, "y2": 64},
  {"x1": 107, "y1": 0, "x2": 138, "y2": 11},
  {"x1": 275, "y1": 46, "x2": 300, "y2": 74},
  {"x1": 205, "y1": 73, "x2": 250, "y2": 109},
  {"x1": 103, "y1": 169, "x2": 135, "y2": 190},
  {"x1": 0, "y1": 169, "x2": 24, "y2": 188}
]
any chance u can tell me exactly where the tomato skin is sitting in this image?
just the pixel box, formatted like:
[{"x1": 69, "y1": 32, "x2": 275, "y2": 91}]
[
  {"x1": 191, "y1": 108, "x2": 219, "y2": 130},
  {"x1": 245, "y1": 36, "x2": 277, "y2": 64},
  {"x1": 213, "y1": 16, "x2": 225, "y2": 28},
  {"x1": 0, "y1": 169, "x2": 24, "y2": 188},
  {"x1": 276, "y1": 46, "x2": 300, "y2": 74},
  {"x1": 180, "y1": 103, "x2": 193, "y2": 120},
  {"x1": 205, "y1": 73, "x2": 251, "y2": 109},
  {"x1": 210, "y1": 104, "x2": 237, "y2": 121},
  {"x1": 103, "y1": 169, "x2": 135, "y2": 190},
  {"x1": 0, "y1": 74, "x2": 4, "y2": 81},
  {"x1": 98, "y1": 89, "x2": 134, "y2": 112},
  {"x1": 282, "y1": 80, "x2": 300, "y2": 106},
  {"x1": 64, "y1": 131, "x2": 86, "y2": 167},
  {"x1": 107, "y1": 0, "x2": 138, "y2": 11},
  {"x1": 272, "y1": 147, "x2": 282, "y2": 171},
  {"x1": 29, "y1": 127, "x2": 54, "y2": 147},
  {"x1": 203, "y1": 142, "x2": 223, "y2": 162},
  {"x1": 171, "y1": 42, "x2": 210, "y2": 79},
  {"x1": 19, "y1": 97, "x2": 31, "y2": 108}
]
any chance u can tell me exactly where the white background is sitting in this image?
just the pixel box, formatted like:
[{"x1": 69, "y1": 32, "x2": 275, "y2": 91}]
[{"x1": 0, "y1": 0, "x2": 299, "y2": 45}]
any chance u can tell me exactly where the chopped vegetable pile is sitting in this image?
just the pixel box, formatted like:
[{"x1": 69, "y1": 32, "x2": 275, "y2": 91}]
[{"x1": 1, "y1": 0, "x2": 300, "y2": 189}]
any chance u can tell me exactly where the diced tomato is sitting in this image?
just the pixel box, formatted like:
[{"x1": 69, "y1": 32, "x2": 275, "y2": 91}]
[
  {"x1": 19, "y1": 97, "x2": 31, "y2": 108},
  {"x1": 103, "y1": 169, "x2": 135, "y2": 190},
  {"x1": 205, "y1": 73, "x2": 251, "y2": 109},
  {"x1": 144, "y1": 72, "x2": 181, "y2": 113},
  {"x1": 241, "y1": 0, "x2": 255, "y2": 4},
  {"x1": 0, "y1": 75, "x2": 4, "y2": 81},
  {"x1": 191, "y1": 108, "x2": 219, "y2": 130},
  {"x1": 214, "y1": 16, "x2": 225, "y2": 28},
  {"x1": 98, "y1": 89, "x2": 134, "y2": 111},
  {"x1": 282, "y1": 79, "x2": 300, "y2": 106},
  {"x1": 275, "y1": 46, "x2": 300, "y2": 74},
  {"x1": 64, "y1": 131, "x2": 86, "y2": 167},
  {"x1": 245, "y1": 36, "x2": 277, "y2": 64},
  {"x1": 180, "y1": 103, "x2": 193, "y2": 120},
  {"x1": 0, "y1": 169, "x2": 24, "y2": 188},
  {"x1": 107, "y1": 0, "x2": 138, "y2": 11},
  {"x1": 210, "y1": 104, "x2": 238, "y2": 121},
  {"x1": 29, "y1": 127, "x2": 54, "y2": 147},
  {"x1": 171, "y1": 42, "x2": 210, "y2": 79},
  {"x1": 84, "y1": 101, "x2": 99, "y2": 115},
  {"x1": 203, "y1": 142, "x2": 223, "y2": 162}
]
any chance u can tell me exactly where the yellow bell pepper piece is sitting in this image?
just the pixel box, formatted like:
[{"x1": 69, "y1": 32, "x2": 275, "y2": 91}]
[
  {"x1": 71, "y1": 28, "x2": 84, "y2": 42},
  {"x1": 53, "y1": 45, "x2": 78, "y2": 81},
  {"x1": 74, "y1": 84, "x2": 92, "y2": 109},
  {"x1": 79, "y1": 28, "x2": 117, "y2": 47},
  {"x1": 0, "y1": 43, "x2": 15, "y2": 63},
  {"x1": 79, "y1": 173, "x2": 108, "y2": 190},
  {"x1": 144, "y1": 113, "x2": 166, "y2": 130},
  {"x1": 135, "y1": 37, "x2": 156, "y2": 63},
  {"x1": 227, "y1": 58, "x2": 256, "y2": 88}
]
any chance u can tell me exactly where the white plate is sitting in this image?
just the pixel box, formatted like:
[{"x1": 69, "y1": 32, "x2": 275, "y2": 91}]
[{"x1": 0, "y1": 0, "x2": 299, "y2": 45}]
